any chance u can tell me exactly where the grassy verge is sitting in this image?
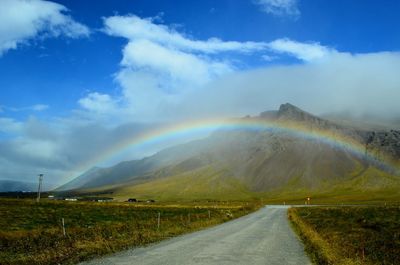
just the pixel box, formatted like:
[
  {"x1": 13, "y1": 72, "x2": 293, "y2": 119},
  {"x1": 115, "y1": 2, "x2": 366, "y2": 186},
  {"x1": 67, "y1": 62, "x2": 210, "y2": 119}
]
[
  {"x1": 0, "y1": 199, "x2": 260, "y2": 265},
  {"x1": 288, "y1": 206, "x2": 400, "y2": 265}
]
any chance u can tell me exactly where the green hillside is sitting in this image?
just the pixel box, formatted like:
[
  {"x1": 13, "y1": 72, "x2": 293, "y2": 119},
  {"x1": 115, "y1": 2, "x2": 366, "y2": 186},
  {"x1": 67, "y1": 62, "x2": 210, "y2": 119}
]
[{"x1": 111, "y1": 165, "x2": 256, "y2": 201}]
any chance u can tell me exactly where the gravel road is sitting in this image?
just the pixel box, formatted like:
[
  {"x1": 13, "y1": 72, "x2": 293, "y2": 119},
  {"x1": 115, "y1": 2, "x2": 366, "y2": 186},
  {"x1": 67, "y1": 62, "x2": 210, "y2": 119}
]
[{"x1": 80, "y1": 206, "x2": 311, "y2": 265}]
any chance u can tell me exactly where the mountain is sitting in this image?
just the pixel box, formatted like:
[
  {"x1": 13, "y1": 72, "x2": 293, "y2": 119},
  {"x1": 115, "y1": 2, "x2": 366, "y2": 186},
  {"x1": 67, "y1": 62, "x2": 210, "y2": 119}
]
[
  {"x1": 0, "y1": 180, "x2": 37, "y2": 192},
  {"x1": 58, "y1": 103, "x2": 400, "y2": 201},
  {"x1": 57, "y1": 138, "x2": 212, "y2": 191}
]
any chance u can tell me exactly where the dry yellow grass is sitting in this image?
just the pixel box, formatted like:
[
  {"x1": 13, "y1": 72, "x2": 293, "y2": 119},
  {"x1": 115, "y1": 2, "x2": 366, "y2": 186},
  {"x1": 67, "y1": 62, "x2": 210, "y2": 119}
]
[
  {"x1": 288, "y1": 208, "x2": 357, "y2": 265},
  {"x1": 289, "y1": 207, "x2": 400, "y2": 265},
  {"x1": 0, "y1": 199, "x2": 261, "y2": 265}
]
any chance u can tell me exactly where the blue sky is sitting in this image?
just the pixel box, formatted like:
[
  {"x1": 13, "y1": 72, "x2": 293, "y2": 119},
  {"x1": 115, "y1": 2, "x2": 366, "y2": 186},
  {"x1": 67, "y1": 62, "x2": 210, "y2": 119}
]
[{"x1": 1, "y1": 0, "x2": 400, "y2": 188}]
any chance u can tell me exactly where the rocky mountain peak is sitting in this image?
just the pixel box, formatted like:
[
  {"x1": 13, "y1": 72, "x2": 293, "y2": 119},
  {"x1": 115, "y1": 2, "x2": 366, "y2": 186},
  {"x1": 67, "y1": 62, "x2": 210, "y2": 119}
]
[
  {"x1": 278, "y1": 103, "x2": 314, "y2": 120},
  {"x1": 259, "y1": 103, "x2": 312, "y2": 120},
  {"x1": 258, "y1": 103, "x2": 324, "y2": 124},
  {"x1": 274, "y1": 103, "x2": 336, "y2": 130}
]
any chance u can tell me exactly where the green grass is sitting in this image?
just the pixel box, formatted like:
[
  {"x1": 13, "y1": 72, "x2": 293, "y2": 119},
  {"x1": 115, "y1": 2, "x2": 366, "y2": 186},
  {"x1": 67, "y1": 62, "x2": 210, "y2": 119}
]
[
  {"x1": 111, "y1": 166, "x2": 257, "y2": 201},
  {"x1": 0, "y1": 199, "x2": 260, "y2": 265},
  {"x1": 261, "y1": 166, "x2": 400, "y2": 205},
  {"x1": 288, "y1": 206, "x2": 400, "y2": 265},
  {"x1": 262, "y1": 189, "x2": 400, "y2": 205},
  {"x1": 95, "y1": 164, "x2": 400, "y2": 204}
]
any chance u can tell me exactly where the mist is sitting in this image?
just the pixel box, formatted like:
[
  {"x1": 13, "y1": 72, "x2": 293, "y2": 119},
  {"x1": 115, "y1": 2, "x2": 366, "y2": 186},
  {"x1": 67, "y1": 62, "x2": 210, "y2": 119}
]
[{"x1": 176, "y1": 52, "x2": 400, "y2": 121}]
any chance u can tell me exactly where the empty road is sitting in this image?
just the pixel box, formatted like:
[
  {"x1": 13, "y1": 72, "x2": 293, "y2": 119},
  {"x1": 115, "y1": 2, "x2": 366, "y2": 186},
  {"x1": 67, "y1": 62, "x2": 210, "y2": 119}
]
[{"x1": 80, "y1": 206, "x2": 311, "y2": 265}]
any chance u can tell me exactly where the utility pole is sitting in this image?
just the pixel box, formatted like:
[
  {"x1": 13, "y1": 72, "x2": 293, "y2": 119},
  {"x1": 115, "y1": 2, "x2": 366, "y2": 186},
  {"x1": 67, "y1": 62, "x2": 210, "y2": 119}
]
[{"x1": 36, "y1": 174, "x2": 43, "y2": 203}]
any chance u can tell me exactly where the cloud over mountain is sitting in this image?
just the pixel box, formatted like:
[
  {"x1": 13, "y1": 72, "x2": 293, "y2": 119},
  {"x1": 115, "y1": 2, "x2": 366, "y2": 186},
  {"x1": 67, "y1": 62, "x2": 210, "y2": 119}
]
[{"x1": 80, "y1": 14, "x2": 344, "y2": 122}]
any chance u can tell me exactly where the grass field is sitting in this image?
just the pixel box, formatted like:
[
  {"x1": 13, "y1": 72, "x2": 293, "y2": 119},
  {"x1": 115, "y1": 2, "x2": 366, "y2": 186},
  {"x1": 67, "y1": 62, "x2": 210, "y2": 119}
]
[
  {"x1": 0, "y1": 199, "x2": 260, "y2": 265},
  {"x1": 288, "y1": 206, "x2": 400, "y2": 265}
]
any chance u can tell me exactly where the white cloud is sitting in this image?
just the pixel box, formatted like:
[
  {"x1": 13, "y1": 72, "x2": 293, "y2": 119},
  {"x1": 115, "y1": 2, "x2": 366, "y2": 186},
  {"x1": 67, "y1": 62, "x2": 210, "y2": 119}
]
[
  {"x1": 103, "y1": 15, "x2": 267, "y2": 54},
  {"x1": 78, "y1": 92, "x2": 118, "y2": 114},
  {"x1": 0, "y1": 0, "x2": 90, "y2": 56},
  {"x1": 254, "y1": 0, "x2": 300, "y2": 18},
  {"x1": 261, "y1": 54, "x2": 278, "y2": 61},
  {"x1": 100, "y1": 14, "x2": 257, "y2": 121},
  {"x1": 98, "y1": 14, "x2": 354, "y2": 122},
  {"x1": 0, "y1": 117, "x2": 23, "y2": 134},
  {"x1": 32, "y1": 104, "x2": 49, "y2": 111},
  {"x1": 115, "y1": 70, "x2": 168, "y2": 117},
  {"x1": 121, "y1": 39, "x2": 232, "y2": 85},
  {"x1": 0, "y1": 104, "x2": 49, "y2": 112},
  {"x1": 267, "y1": 38, "x2": 336, "y2": 61}
]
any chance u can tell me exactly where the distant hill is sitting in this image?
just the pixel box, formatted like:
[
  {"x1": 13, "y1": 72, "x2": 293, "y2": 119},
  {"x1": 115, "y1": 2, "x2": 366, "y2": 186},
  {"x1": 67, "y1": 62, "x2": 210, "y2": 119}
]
[
  {"x1": 0, "y1": 180, "x2": 37, "y2": 192},
  {"x1": 58, "y1": 103, "x2": 400, "y2": 201}
]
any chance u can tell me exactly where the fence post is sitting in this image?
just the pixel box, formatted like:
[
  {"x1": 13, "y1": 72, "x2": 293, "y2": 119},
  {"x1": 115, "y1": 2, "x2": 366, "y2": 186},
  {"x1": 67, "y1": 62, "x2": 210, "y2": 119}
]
[
  {"x1": 157, "y1": 212, "x2": 160, "y2": 230},
  {"x1": 208, "y1": 210, "x2": 211, "y2": 219},
  {"x1": 62, "y1": 218, "x2": 66, "y2": 236}
]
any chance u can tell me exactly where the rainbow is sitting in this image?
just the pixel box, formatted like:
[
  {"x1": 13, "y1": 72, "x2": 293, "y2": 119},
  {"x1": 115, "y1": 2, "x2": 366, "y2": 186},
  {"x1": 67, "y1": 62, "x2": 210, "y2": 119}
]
[{"x1": 62, "y1": 118, "x2": 394, "y2": 182}]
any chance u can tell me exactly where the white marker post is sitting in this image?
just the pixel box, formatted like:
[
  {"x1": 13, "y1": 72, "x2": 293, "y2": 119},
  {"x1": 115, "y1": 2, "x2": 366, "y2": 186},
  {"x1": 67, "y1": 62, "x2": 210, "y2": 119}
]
[{"x1": 62, "y1": 218, "x2": 66, "y2": 236}]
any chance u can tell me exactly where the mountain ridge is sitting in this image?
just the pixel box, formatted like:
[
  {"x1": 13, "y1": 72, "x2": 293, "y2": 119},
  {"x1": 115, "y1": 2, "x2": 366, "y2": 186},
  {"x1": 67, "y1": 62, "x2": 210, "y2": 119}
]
[{"x1": 0, "y1": 180, "x2": 37, "y2": 192}]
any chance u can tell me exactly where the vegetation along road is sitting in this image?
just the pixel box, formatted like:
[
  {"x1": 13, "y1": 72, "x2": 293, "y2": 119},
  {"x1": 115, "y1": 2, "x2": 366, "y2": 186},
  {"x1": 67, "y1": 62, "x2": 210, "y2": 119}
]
[{"x1": 81, "y1": 206, "x2": 311, "y2": 265}]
